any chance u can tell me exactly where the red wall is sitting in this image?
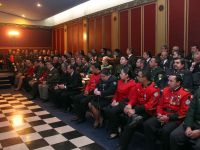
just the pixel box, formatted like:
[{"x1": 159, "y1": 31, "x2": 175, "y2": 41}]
[
  {"x1": 51, "y1": 0, "x2": 200, "y2": 56},
  {"x1": 168, "y1": 0, "x2": 185, "y2": 50},
  {"x1": 119, "y1": 10, "x2": 129, "y2": 53},
  {"x1": 52, "y1": 27, "x2": 65, "y2": 54},
  {"x1": 96, "y1": 16, "x2": 103, "y2": 52},
  {"x1": 104, "y1": 14, "x2": 112, "y2": 49},
  {"x1": 188, "y1": 0, "x2": 200, "y2": 49},
  {"x1": 131, "y1": 7, "x2": 142, "y2": 56},
  {"x1": 144, "y1": 3, "x2": 156, "y2": 54},
  {"x1": 0, "y1": 25, "x2": 52, "y2": 48}
]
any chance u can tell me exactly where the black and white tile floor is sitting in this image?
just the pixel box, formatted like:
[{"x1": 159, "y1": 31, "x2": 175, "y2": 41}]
[{"x1": 0, "y1": 93, "x2": 105, "y2": 150}]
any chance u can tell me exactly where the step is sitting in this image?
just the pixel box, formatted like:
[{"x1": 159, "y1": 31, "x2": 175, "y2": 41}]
[
  {"x1": 0, "y1": 84, "x2": 12, "y2": 89},
  {"x1": 0, "y1": 79, "x2": 10, "y2": 84}
]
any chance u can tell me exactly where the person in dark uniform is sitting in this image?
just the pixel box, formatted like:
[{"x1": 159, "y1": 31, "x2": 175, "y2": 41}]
[
  {"x1": 104, "y1": 66, "x2": 136, "y2": 139},
  {"x1": 190, "y1": 51, "x2": 200, "y2": 92},
  {"x1": 114, "y1": 56, "x2": 135, "y2": 80},
  {"x1": 144, "y1": 74, "x2": 192, "y2": 150},
  {"x1": 50, "y1": 63, "x2": 68, "y2": 107},
  {"x1": 118, "y1": 70, "x2": 160, "y2": 150},
  {"x1": 160, "y1": 51, "x2": 171, "y2": 71},
  {"x1": 143, "y1": 51, "x2": 152, "y2": 69},
  {"x1": 38, "y1": 61, "x2": 60, "y2": 102},
  {"x1": 186, "y1": 45, "x2": 199, "y2": 67},
  {"x1": 29, "y1": 60, "x2": 47, "y2": 99},
  {"x1": 133, "y1": 58, "x2": 146, "y2": 78},
  {"x1": 170, "y1": 88, "x2": 200, "y2": 150},
  {"x1": 149, "y1": 57, "x2": 167, "y2": 90},
  {"x1": 126, "y1": 48, "x2": 137, "y2": 71},
  {"x1": 55, "y1": 64, "x2": 82, "y2": 110},
  {"x1": 88, "y1": 68, "x2": 117, "y2": 128},
  {"x1": 166, "y1": 58, "x2": 193, "y2": 91},
  {"x1": 71, "y1": 63, "x2": 101, "y2": 123}
]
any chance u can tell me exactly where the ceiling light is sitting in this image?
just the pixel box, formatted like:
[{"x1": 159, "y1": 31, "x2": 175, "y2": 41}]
[
  {"x1": 37, "y1": 3, "x2": 42, "y2": 7},
  {"x1": 0, "y1": 3, "x2": 2, "y2": 6},
  {"x1": 22, "y1": 14, "x2": 26, "y2": 18}
]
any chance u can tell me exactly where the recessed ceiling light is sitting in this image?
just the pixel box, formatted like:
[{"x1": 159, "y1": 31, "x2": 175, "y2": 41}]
[
  {"x1": 37, "y1": 3, "x2": 42, "y2": 7},
  {"x1": 22, "y1": 14, "x2": 26, "y2": 18}
]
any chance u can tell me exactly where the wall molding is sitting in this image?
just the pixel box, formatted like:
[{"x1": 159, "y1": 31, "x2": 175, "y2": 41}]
[
  {"x1": 0, "y1": 47, "x2": 52, "y2": 50},
  {"x1": 53, "y1": 0, "x2": 156, "y2": 28},
  {"x1": 0, "y1": 23, "x2": 52, "y2": 29}
]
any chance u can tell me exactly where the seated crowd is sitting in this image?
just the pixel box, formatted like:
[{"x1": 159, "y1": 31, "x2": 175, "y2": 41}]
[{"x1": 10, "y1": 45, "x2": 200, "y2": 150}]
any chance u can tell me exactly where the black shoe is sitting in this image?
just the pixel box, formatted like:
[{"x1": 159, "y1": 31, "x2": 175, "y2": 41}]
[
  {"x1": 108, "y1": 133, "x2": 119, "y2": 139},
  {"x1": 116, "y1": 145, "x2": 122, "y2": 150},
  {"x1": 93, "y1": 121, "x2": 100, "y2": 129},
  {"x1": 42, "y1": 99, "x2": 49, "y2": 103},
  {"x1": 71, "y1": 116, "x2": 80, "y2": 122},
  {"x1": 128, "y1": 115, "x2": 143, "y2": 128},
  {"x1": 29, "y1": 96, "x2": 36, "y2": 100},
  {"x1": 76, "y1": 118, "x2": 86, "y2": 124}
]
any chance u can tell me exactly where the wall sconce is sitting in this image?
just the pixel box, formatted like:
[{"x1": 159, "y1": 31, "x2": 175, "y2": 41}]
[
  {"x1": 8, "y1": 30, "x2": 20, "y2": 37},
  {"x1": 159, "y1": 5, "x2": 164, "y2": 11},
  {"x1": 113, "y1": 16, "x2": 117, "y2": 21},
  {"x1": 83, "y1": 32, "x2": 87, "y2": 41}
]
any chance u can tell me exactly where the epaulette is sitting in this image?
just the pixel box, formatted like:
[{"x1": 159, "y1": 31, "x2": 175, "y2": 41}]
[
  {"x1": 183, "y1": 88, "x2": 189, "y2": 92},
  {"x1": 154, "y1": 85, "x2": 158, "y2": 89},
  {"x1": 158, "y1": 74, "x2": 163, "y2": 80}
]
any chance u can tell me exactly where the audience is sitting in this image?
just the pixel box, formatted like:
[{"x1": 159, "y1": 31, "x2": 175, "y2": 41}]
[{"x1": 6, "y1": 44, "x2": 200, "y2": 150}]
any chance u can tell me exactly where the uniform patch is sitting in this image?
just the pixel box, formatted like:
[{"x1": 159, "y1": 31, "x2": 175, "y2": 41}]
[
  {"x1": 183, "y1": 88, "x2": 189, "y2": 92},
  {"x1": 154, "y1": 85, "x2": 158, "y2": 88},
  {"x1": 113, "y1": 82, "x2": 117, "y2": 85},
  {"x1": 154, "y1": 92, "x2": 159, "y2": 97},
  {"x1": 185, "y1": 99, "x2": 191, "y2": 105},
  {"x1": 158, "y1": 74, "x2": 163, "y2": 80}
]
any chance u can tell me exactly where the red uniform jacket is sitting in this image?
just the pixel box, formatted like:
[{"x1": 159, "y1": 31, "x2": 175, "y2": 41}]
[
  {"x1": 26, "y1": 67, "x2": 34, "y2": 77},
  {"x1": 39, "y1": 71, "x2": 48, "y2": 83},
  {"x1": 157, "y1": 86, "x2": 192, "y2": 121},
  {"x1": 10, "y1": 55, "x2": 14, "y2": 63},
  {"x1": 128, "y1": 82, "x2": 160, "y2": 115},
  {"x1": 113, "y1": 79, "x2": 136, "y2": 102},
  {"x1": 84, "y1": 73, "x2": 101, "y2": 93}
]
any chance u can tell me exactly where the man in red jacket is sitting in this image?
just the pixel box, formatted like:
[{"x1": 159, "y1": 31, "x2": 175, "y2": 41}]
[
  {"x1": 144, "y1": 74, "x2": 192, "y2": 150},
  {"x1": 118, "y1": 70, "x2": 160, "y2": 150},
  {"x1": 72, "y1": 63, "x2": 101, "y2": 123}
]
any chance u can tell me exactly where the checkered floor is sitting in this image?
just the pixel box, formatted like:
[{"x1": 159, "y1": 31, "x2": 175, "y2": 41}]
[{"x1": 0, "y1": 93, "x2": 105, "y2": 150}]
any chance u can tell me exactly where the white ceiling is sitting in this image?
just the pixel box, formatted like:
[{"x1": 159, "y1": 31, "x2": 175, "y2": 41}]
[{"x1": 0, "y1": 0, "x2": 135, "y2": 26}]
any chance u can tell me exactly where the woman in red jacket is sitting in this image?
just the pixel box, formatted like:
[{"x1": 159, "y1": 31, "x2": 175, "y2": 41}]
[{"x1": 104, "y1": 66, "x2": 137, "y2": 139}]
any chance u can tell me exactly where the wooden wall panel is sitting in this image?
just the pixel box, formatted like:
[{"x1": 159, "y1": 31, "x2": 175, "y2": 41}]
[
  {"x1": 67, "y1": 25, "x2": 73, "y2": 51},
  {"x1": 78, "y1": 22, "x2": 83, "y2": 50},
  {"x1": 52, "y1": 29, "x2": 56, "y2": 50},
  {"x1": 96, "y1": 16, "x2": 103, "y2": 52},
  {"x1": 119, "y1": 10, "x2": 129, "y2": 53},
  {"x1": 57, "y1": 29, "x2": 60, "y2": 52},
  {"x1": 144, "y1": 3, "x2": 156, "y2": 55},
  {"x1": 131, "y1": 7, "x2": 142, "y2": 56},
  {"x1": 89, "y1": 19, "x2": 95, "y2": 50},
  {"x1": 104, "y1": 14, "x2": 112, "y2": 49},
  {"x1": 60, "y1": 28, "x2": 64, "y2": 54},
  {"x1": 72, "y1": 24, "x2": 79, "y2": 53},
  {"x1": 168, "y1": 0, "x2": 185, "y2": 50}
]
